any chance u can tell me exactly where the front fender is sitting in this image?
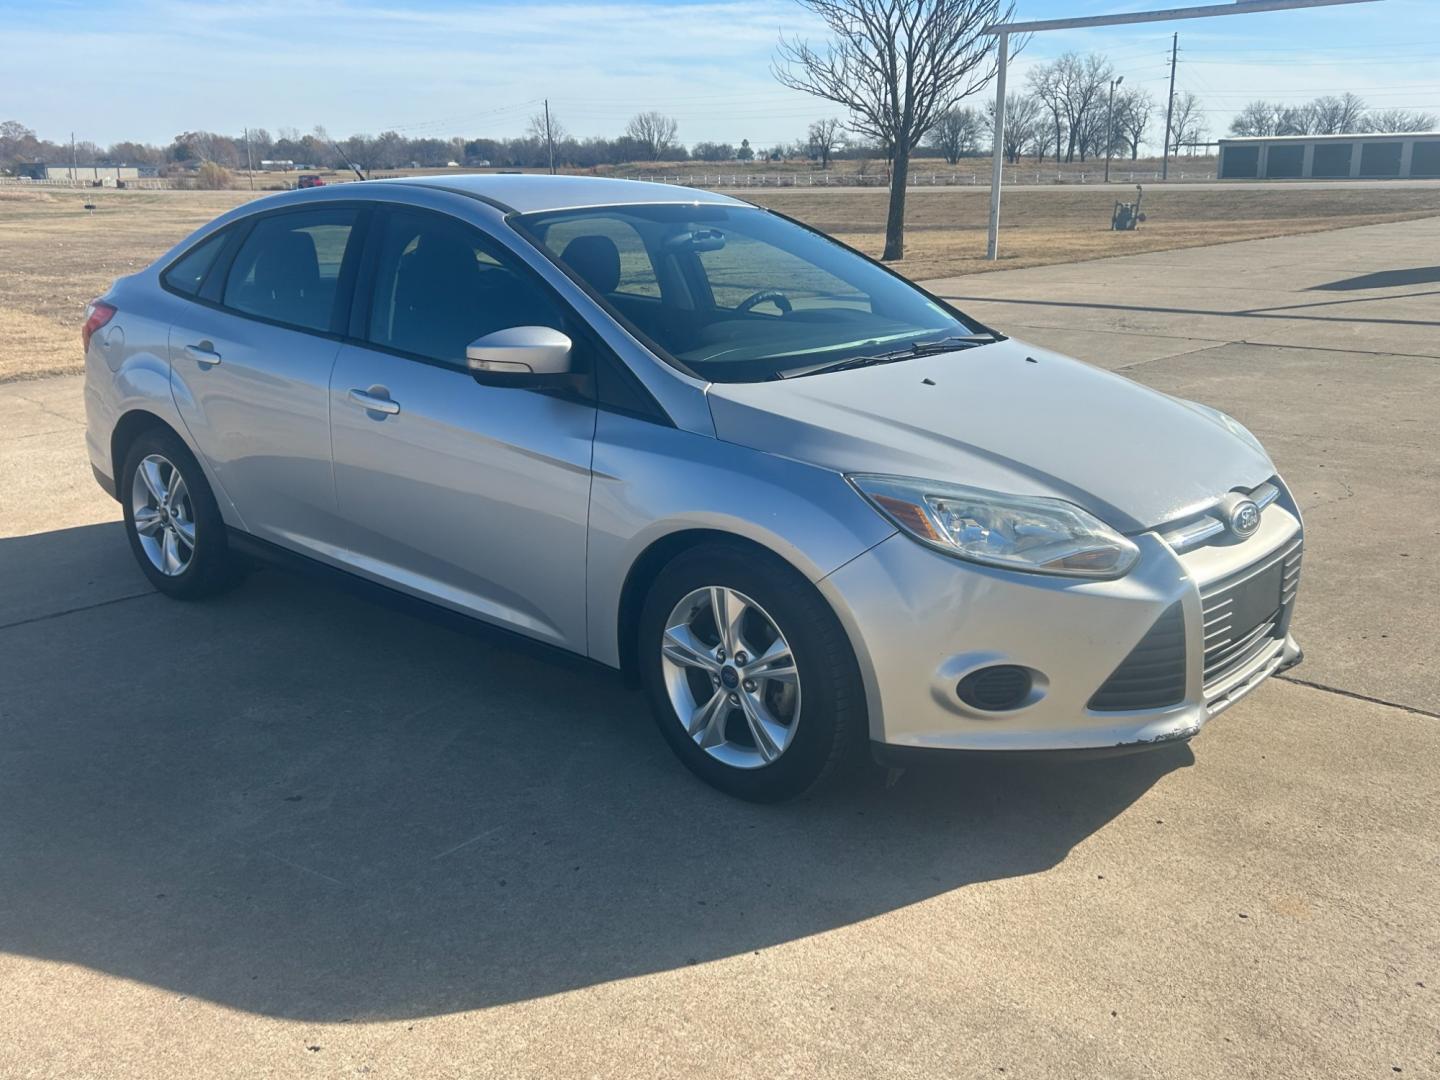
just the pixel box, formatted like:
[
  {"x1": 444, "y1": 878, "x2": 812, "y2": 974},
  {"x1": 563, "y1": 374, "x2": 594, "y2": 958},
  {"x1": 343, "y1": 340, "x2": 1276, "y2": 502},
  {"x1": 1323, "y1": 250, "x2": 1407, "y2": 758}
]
[{"x1": 586, "y1": 410, "x2": 895, "y2": 667}]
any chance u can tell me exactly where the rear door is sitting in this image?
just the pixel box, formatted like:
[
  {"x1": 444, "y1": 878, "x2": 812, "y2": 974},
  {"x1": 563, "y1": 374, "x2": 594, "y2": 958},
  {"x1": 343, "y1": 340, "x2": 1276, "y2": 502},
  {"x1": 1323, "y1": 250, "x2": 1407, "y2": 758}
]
[
  {"x1": 325, "y1": 206, "x2": 596, "y2": 651},
  {"x1": 169, "y1": 205, "x2": 363, "y2": 551}
]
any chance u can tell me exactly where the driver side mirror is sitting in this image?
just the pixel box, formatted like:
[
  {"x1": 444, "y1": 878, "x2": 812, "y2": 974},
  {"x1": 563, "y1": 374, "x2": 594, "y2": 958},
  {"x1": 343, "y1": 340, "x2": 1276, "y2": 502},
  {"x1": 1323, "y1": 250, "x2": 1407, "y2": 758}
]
[{"x1": 465, "y1": 326, "x2": 573, "y2": 386}]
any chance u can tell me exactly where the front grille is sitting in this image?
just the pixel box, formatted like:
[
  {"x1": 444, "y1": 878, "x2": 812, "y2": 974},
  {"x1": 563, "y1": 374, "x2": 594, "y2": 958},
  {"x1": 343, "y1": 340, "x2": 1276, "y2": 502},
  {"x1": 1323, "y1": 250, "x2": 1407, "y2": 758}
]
[
  {"x1": 1201, "y1": 537, "x2": 1302, "y2": 690},
  {"x1": 1089, "y1": 601, "x2": 1187, "y2": 711}
]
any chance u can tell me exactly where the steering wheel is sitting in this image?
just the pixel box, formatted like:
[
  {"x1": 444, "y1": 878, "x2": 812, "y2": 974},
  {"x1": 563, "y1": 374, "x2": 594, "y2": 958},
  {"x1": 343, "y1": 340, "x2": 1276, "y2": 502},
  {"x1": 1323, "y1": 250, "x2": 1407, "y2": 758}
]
[{"x1": 735, "y1": 289, "x2": 793, "y2": 316}]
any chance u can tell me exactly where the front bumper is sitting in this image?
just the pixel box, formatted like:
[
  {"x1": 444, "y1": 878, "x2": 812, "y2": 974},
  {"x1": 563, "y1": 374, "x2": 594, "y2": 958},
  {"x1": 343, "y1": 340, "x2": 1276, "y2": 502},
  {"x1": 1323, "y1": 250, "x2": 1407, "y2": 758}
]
[{"x1": 819, "y1": 491, "x2": 1303, "y2": 754}]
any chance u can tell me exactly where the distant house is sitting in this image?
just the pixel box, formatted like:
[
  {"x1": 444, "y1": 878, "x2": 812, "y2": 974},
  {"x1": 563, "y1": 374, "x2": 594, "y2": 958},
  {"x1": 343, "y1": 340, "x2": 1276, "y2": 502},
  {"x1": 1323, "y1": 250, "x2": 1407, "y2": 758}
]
[
  {"x1": 1218, "y1": 131, "x2": 1440, "y2": 181},
  {"x1": 259, "y1": 159, "x2": 295, "y2": 171}
]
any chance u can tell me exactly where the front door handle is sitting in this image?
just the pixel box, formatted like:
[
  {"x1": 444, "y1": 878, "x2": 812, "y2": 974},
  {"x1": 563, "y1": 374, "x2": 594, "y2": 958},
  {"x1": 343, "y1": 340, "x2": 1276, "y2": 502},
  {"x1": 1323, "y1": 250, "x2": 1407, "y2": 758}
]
[
  {"x1": 185, "y1": 343, "x2": 222, "y2": 366},
  {"x1": 348, "y1": 388, "x2": 401, "y2": 416}
]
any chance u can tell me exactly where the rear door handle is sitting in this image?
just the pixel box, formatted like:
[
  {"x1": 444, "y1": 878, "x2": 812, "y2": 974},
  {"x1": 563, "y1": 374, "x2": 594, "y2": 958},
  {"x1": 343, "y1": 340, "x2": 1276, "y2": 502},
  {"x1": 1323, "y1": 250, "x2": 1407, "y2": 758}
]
[
  {"x1": 348, "y1": 388, "x2": 401, "y2": 415},
  {"x1": 184, "y1": 343, "x2": 222, "y2": 366}
]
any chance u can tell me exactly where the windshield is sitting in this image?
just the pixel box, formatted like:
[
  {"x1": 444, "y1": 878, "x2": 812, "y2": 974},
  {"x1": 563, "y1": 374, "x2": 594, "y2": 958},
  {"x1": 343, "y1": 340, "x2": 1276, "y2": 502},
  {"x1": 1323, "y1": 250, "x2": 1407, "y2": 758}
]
[{"x1": 513, "y1": 203, "x2": 984, "y2": 382}]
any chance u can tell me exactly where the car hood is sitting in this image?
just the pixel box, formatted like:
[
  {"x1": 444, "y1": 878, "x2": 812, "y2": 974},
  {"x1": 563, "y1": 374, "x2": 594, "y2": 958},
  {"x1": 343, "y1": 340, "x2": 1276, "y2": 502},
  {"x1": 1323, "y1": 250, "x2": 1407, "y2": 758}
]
[{"x1": 705, "y1": 338, "x2": 1274, "y2": 533}]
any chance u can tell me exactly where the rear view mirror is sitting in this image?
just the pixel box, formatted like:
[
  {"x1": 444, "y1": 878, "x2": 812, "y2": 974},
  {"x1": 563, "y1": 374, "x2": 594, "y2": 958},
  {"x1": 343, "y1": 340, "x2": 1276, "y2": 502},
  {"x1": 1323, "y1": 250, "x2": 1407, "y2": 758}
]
[
  {"x1": 663, "y1": 228, "x2": 726, "y2": 254},
  {"x1": 465, "y1": 326, "x2": 573, "y2": 384}
]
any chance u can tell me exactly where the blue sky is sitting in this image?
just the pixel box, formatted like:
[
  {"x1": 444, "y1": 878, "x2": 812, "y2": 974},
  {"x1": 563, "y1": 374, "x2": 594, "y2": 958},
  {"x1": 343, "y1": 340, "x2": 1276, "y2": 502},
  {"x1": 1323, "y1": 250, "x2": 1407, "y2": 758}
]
[{"x1": 3, "y1": 0, "x2": 1436, "y2": 149}]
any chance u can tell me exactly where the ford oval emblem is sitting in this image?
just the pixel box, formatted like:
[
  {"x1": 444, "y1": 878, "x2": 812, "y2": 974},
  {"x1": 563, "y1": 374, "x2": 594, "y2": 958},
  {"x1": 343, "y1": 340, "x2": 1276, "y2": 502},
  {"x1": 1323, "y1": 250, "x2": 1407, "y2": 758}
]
[{"x1": 1229, "y1": 499, "x2": 1261, "y2": 538}]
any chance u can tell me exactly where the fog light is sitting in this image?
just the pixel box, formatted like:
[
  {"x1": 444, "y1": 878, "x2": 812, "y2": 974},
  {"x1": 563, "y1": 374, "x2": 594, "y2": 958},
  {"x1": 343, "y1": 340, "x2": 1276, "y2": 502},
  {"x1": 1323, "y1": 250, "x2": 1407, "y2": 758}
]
[{"x1": 956, "y1": 665, "x2": 1033, "y2": 711}]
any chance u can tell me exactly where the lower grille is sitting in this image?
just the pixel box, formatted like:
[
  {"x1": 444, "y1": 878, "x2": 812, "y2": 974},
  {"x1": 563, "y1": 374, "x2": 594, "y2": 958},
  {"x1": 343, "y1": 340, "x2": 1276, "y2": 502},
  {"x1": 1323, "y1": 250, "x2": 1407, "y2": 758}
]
[
  {"x1": 1089, "y1": 601, "x2": 1187, "y2": 711},
  {"x1": 1201, "y1": 537, "x2": 1302, "y2": 690}
]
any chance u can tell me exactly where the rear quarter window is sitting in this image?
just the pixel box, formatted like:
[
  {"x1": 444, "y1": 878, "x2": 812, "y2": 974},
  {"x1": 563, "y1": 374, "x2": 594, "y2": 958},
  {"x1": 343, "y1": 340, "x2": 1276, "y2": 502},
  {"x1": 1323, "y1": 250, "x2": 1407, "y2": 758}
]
[{"x1": 161, "y1": 230, "x2": 229, "y2": 297}]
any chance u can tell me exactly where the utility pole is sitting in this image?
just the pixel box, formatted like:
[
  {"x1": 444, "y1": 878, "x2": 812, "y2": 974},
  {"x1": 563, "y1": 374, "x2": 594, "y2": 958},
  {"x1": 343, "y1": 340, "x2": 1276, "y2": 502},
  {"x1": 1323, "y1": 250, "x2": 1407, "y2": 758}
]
[
  {"x1": 1105, "y1": 75, "x2": 1124, "y2": 183},
  {"x1": 244, "y1": 127, "x2": 255, "y2": 191},
  {"x1": 1162, "y1": 32, "x2": 1178, "y2": 181},
  {"x1": 544, "y1": 99, "x2": 555, "y2": 175},
  {"x1": 70, "y1": 131, "x2": 77, "y2": 181}
]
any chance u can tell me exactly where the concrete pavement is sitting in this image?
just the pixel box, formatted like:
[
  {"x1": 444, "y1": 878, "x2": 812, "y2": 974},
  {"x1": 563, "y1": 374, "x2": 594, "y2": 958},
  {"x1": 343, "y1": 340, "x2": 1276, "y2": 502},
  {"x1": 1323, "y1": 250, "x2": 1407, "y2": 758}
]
[{"x1": 1, "y1": 218, "x2": 1437, "y2": 1079}]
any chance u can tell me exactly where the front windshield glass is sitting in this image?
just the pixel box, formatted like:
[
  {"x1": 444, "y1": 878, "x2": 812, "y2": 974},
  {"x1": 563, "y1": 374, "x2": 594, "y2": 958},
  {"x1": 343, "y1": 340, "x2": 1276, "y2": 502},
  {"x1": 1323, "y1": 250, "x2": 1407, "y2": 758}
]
[{"x1": 513, "y1": 203, "x2": 982, "y2": 382}]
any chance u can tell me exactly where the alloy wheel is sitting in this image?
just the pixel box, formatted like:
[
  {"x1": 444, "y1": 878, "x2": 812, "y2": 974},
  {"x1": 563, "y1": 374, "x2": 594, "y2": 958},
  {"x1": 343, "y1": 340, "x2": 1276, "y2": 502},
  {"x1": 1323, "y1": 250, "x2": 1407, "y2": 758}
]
[
  {"x1": 130, "y1": 453, "x2": 196, "y2": 577},
  {"x1": 659, "y1": 586, "x2": 801, "y2": 769}
]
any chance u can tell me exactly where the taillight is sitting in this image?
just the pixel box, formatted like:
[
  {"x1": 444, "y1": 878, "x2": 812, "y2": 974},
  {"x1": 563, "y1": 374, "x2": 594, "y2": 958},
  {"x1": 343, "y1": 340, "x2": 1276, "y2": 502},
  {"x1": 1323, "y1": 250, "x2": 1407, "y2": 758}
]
[{"x1": 82, "y1": 300, "x2": 117, "y2": 352}]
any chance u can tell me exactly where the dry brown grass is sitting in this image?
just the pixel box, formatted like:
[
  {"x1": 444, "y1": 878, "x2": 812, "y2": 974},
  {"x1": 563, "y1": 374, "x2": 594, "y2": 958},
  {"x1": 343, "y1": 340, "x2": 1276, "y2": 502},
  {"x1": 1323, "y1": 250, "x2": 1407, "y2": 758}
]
[
  {"x1": 3, "y1": 183, "x2": 1438, "y2": 381},
  {"x1": 0, "y1": 188, "x2": 260, "y2": 380},
  {"x1": 738, "y1": 184, "x2": 1440, "y2": 280}
]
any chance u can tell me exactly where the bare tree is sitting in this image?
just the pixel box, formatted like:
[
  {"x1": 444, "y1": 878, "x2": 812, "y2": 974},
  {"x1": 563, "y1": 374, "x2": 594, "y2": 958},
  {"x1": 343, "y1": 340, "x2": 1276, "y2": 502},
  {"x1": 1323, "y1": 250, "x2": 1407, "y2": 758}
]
[
  {"x1": 1310, "y1": 93, "x2": 1367, "y2": 135},
  {"x1": 1026, "y1": 62, "x2": 1066, "y2": 164},
  {"x1": 927, "y1": 107, "x2": 981, "y2": 164},
  {"x1": 527, "y1": 110, "x2": 568, "y2": 146},
  {"x1": 1028, "y1": 53, "x2": 1112, "y2": 162},
  {"x1": 1276, "y1": 103, "x2": 1319, "y2": 136},
  {"x1": 1167, "y1": 91, "x2": 1205, "y2": 155},
  {"x1": 1115, "y1": 87, "x2": 1154, "y2": 159},
  {"x1": 1062, "y1": 53, "x2": 1114, "y2": 161},
  {"x1": 1229, "y1": 100, "x2": 1283, "y2": 138},
  {"x1": 985, "y1": 93, "x2": 1043, "y2": 163},
  {"x1": 1236, "y1": 94, "x2": 1434, "y2": 137},
  {"x1": 0, "y1": 120, "x2": 41, "y2": 166},
  {"x1": 1366, "y1": 108, "x2": 1438, "y2": 133},
  {"x1": 624, "y1": 112, "x2": 679, "y2": 160},
  {"x1": 807, "y1": 117, "x2": 843, "y2": 168},
  {"x1": 775, "y1": 0, "x2": 1015, "y2": 261}
]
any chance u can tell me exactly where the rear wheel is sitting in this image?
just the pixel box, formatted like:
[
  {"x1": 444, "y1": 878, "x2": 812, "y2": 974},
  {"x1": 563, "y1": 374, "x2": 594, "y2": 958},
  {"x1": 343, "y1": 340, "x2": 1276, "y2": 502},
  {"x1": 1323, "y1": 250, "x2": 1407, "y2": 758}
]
[
  {"x1": 120, "y1": 428, "x2": 243, "y2": 599},
  {"x1": 639, "y1": 543, "x2": 866, "y2": 801}
]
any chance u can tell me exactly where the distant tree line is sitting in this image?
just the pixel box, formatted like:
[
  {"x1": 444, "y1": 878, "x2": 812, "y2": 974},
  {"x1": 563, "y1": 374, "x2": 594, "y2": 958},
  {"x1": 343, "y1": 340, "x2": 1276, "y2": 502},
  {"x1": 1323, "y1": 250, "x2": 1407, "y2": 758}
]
[
  {"x1": 5, "y1": 87, "x2": 1431, "y2": 181},
  {"x1": 1228, "y1": 93, "x2": 1436, "y2": 137},
  {"x1": 1, "y1": 113, "x2": 957, "y2": 177}
]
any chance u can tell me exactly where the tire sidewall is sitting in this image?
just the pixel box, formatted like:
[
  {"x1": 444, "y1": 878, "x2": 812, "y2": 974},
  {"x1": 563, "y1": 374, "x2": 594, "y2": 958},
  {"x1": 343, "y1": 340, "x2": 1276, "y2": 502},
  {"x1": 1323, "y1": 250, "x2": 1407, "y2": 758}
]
[{"x1": 639, "y1": 544, "x2": 863, "y2": 801}]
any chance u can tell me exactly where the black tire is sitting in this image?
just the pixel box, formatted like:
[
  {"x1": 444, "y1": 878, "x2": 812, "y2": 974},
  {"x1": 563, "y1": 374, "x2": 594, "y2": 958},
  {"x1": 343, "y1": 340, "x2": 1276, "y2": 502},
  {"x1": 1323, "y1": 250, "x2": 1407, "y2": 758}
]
[
  {"x1": 119, "y1": 426, "x2": 244, "y2": 600},
  {"x1": 639, "y1": 541, "x2": 867, "y2": 802}
]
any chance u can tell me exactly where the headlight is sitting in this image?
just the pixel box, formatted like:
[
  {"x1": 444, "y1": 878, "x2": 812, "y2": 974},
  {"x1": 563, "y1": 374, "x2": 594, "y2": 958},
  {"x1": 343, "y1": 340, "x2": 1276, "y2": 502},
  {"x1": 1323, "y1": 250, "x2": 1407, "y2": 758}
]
[{"x1": 848, "y1": 474, "x2": 1139, "y2": 578}]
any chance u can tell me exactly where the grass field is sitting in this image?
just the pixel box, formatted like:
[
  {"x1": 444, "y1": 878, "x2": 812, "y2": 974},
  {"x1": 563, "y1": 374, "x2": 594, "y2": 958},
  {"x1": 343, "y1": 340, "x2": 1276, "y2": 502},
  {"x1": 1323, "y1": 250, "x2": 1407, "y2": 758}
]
[{"x1": 3, "y1": 181, "x2": 1439, "y2": 381}]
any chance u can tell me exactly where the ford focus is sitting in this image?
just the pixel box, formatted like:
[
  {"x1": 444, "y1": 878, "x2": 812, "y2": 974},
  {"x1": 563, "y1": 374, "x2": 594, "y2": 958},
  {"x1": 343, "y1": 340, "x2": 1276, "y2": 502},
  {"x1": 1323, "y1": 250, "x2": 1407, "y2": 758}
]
[{"x1": 82, "y1": 175, "x2": 1303, "y2": 801}]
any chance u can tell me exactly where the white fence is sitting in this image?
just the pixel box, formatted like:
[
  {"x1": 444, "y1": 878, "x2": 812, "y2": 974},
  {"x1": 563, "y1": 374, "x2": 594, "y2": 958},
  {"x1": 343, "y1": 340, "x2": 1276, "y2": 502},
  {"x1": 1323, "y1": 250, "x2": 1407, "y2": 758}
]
[
  {"x1": 634, "y1": 168, "x2": 1213, "y2": 188},
  {"x1": 0, "y1": 176, "x2": 174, "y2": 190}
]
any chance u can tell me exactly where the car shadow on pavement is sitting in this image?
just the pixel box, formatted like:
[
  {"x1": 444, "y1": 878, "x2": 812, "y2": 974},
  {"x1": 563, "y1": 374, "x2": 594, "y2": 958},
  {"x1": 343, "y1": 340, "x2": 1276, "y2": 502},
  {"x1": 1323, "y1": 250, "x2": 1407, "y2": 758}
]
[
  {"x1": 0, "y1": 522, "x2": 1191, "y2": 1022},
  {"x1": 1309, "y1": 266, "x2": 1440, "y2": 292}
]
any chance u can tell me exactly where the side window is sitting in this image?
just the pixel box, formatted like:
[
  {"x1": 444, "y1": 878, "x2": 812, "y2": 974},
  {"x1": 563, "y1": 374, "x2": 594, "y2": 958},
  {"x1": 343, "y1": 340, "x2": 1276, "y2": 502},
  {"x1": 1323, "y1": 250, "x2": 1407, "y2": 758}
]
[
  {"x1": 365, "y1": 209, "x2": 563, "y2": 369},
  {"x1": 537, "y1": 215, "x2": 660, "y2": 299},
  {"x1": 697, "y1": 231, "x2": 867, "y2": 314},
  {"x1": 221, "y1": 208, "x2": 357, "y2": 333},
  {"x1": 162, "y1": 230, "x2": 228, "y2": 297}
]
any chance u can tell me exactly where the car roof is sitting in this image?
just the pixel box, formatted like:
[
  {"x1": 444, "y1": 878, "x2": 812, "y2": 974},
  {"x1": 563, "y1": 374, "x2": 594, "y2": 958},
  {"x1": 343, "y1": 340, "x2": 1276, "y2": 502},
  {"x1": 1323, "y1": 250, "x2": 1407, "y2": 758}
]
[{"x1": 378, "y1": 173, "x2": 746, "y2": 214}]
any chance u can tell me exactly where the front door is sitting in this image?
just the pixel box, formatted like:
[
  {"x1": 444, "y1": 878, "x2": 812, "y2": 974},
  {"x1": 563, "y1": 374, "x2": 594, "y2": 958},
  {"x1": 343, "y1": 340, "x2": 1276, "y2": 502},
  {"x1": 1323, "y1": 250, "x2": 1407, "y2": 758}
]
[{"x1": 326, "y1": 206, "x2": 596, "y2": 651}]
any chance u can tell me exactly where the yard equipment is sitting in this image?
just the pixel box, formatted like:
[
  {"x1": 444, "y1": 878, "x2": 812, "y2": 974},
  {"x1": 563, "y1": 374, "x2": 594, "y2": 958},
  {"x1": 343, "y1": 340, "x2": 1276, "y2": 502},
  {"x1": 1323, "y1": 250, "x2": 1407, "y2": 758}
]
[{"x1": 1112, "y1": 185, "x2": 1146, "y2": 231}]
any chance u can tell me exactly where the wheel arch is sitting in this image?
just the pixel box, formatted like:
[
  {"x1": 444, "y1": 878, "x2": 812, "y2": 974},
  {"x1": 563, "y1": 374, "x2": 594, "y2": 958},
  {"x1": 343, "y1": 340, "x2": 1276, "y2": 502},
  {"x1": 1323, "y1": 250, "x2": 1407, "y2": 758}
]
[
  {"x1": 616, "y1": 529, "x2": 807, "y2": 688},
  {"x1": 110, "y1": 408, "x2": 181, "y2": 484},
  {"x1": 108, "y1": 406, "x2": 246, "y2": 531}
]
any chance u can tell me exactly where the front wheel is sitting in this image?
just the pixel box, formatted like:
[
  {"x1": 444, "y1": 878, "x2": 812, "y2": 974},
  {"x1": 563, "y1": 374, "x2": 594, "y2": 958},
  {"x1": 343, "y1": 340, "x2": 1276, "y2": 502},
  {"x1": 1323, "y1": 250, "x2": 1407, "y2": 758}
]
[{"x1": 639, "y1": 543, "x2": 867, "y2": 801}]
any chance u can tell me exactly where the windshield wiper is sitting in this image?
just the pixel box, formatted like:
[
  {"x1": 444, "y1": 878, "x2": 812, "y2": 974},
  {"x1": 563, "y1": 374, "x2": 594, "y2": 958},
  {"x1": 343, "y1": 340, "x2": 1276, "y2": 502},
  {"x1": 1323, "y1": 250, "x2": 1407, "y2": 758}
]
[{"x1": 776, "y1": 332, "x2": 1001, "y2": 379}]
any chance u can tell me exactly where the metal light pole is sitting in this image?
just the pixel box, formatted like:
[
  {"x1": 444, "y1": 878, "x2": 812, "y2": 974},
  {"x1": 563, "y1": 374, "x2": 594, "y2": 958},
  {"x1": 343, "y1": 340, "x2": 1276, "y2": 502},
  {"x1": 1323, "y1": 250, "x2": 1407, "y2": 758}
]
[
  {"x1": 1105, "y1": 75, "x2": 1124, "y2": 184},
  {"x1": 981, "y1": 0, "x2": 1382, "y2": 261},
  {"x1": 985, "y1": 30, "x2": 1009, "y2": 261}
]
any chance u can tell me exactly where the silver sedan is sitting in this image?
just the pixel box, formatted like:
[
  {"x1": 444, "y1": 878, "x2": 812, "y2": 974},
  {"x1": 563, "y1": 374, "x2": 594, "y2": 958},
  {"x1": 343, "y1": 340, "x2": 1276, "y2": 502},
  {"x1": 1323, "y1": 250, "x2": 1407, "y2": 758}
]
[{"x1": 82, "y1": 175, "x2": 1303, "y2": 800}]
